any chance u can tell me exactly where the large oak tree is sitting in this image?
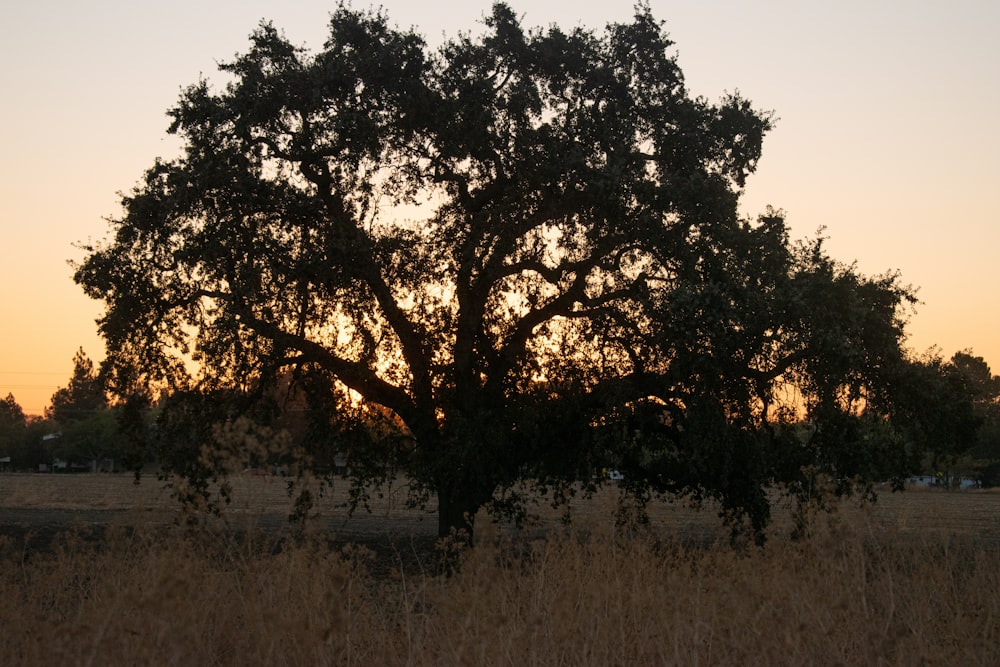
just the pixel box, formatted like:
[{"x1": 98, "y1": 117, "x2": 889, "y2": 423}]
[{"x1": 76, "y1": 3, "x2": 916, "y2": 539}]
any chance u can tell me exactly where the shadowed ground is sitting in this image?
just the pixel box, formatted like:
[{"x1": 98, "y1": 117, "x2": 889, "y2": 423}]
[{"x1": 2, "y1": 473, "x2": 999, "y2": 573}]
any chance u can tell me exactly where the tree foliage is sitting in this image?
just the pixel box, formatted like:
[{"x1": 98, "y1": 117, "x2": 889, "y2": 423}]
[
  {"x1": 46, "y1": 348, "x2": 106, "y2": 425},
  {"x1": 76, "y1": 3, "x2": 919, "y2": 540},
  {"x1": 43, "y1": 348, "x2": 137, "y2": 469},
  {"x1": 899, "y1": 351, "x2": 1000, "y2": 485},
  {"x1": 0, "y1": 393, "x2": 27, "y2": 460}
]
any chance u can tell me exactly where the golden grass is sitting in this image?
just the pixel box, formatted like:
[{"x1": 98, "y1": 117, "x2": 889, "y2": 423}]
[
  {"x1": 0, "y1": 473, "x2": 172, "y2": 510},
  {"x1": 1, "y1": 503, "x2": 998, "y2": 666}
]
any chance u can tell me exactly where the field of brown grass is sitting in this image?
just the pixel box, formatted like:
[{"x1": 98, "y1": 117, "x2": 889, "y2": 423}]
[
  {"x1": 3, "y1": 472, "x2": 999, "y2": 545},
  {"x1": 1, "y1": 473, "x2": 999, "y2": 665}
]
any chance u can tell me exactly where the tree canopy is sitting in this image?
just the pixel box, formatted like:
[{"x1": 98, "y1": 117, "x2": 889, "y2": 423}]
[
  {"x1": 46, "y1": 347, "x2": 106, "y2": 425},
  {"x1": 0, "y1": 393, "x2": 27, "y2": 461},
  {"x1": 893, "y1": 350, "x2": 1000, "y2": 485},
  {"x1": 76, "y1": 3, "x2": 920, "y2": 540}
]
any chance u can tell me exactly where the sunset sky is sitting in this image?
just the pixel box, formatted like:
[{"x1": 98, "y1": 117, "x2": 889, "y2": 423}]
[{"x1": 1, "y1": 0, "x2": 997, "y2": 415}]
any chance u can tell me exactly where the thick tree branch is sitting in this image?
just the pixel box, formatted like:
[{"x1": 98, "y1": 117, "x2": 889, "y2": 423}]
[
  {"x1": 237, "y1": 309, "x2": 421, "y2": 427},
  {"x1": 296, "y1": 152, "x2": 437, "y2": 417}
]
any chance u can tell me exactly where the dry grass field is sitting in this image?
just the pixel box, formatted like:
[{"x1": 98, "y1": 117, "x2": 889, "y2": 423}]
[
  {"x1": 2, "y1": 472, "x2": 998, "y2": 545},
  {"x1": 1, "y1": 473, "x2": 999, "y2": 665}
]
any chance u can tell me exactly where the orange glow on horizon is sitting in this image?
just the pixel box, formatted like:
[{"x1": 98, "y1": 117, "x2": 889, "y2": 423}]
[{"x1": 2, "y1": 1, "x2": 997, "y2": 417}]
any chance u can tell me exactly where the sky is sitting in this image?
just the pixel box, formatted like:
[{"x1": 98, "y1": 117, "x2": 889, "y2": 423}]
[{"x1": 1, "y1": 0, "x2": 998, "y2": 415}]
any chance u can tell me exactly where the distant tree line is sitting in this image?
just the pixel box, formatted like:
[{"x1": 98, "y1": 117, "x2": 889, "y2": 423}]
[
  {"x1": 0, "y1": 349, "x2": 397, "y2": 485},
  {"x1": 0, "y1": 349, "x2": 134, "y2": 472},
  {"x1": 2, "y1": 346, "x2": 999, "y2": 493}
]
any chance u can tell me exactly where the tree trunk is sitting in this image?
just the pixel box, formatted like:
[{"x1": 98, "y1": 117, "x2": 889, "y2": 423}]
[{"x1": 436, "y1": 484, "x2": 486, "y2": 545}]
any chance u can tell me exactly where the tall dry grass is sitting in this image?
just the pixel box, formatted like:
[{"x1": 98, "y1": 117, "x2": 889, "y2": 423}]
[{"x1": 1, "y1": 509, "x2": 997, "y2": 666}]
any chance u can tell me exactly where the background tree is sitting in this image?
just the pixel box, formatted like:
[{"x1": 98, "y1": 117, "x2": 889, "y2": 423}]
[
  {"x1": 47, "y1": 348, "x2": 106, "y2": 425},
  {"x1": 0, "y1": 393, "x2": 27, "y2": 462},
  {"x1": 45, "y1": 348, "x2": 132, "y2": 469},
  {"x1": 898, "y1": 352, "x2": 972, "y2": 476},
  {"x1": 960, "y1": 351, "x2": 1000, "y2": 486},
  {"x1": 10, "y1": 417, "x2": 54, "y2": 472},
  {"x1": 76, "y1": 3, "x2": 917, "y2": 540},
  {"x1": 930, "y1": 351, "x2": 1000, "y2": 485}
]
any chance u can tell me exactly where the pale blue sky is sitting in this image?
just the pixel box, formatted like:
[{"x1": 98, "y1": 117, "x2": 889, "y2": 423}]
[{"x1": 2, "y1": 0, "x2": 998, "y2": 413}]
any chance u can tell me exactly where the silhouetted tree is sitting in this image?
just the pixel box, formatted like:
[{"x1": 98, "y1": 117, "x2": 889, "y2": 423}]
[
  {"x1": 0, "y1": 393, "x2": 27, "y2": 461},
  {"x1": 47, "y1": 348, "x2": 106, "y2": 425},
  {"x1": 45, "y1": 348, "x2": 132, "y2": 468},
  {"x1": 75, "y1": 3, "x2": 917, "y2": 540},
  {"x1": 941, "y1": 351, "x2": 1000, "y2": 485},
  {"x1": 881, "y1": 350, "x2": 1000, "y2": 487}
]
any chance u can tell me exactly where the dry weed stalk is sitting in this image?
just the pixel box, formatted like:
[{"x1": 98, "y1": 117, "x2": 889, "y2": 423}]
[{"x1": 0, "y1": 510, "x2": 997, "y2": 666}]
